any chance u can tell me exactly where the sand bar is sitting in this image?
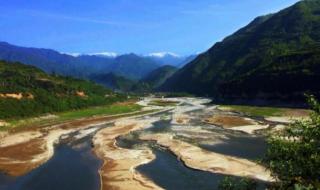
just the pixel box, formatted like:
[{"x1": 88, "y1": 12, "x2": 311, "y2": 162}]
[
  {"x1": 140, "y1": 133, "x2": 274, "y2": 182},
  {"x1": 93, "y1": 119, "x2": 163, "y2": 190}
]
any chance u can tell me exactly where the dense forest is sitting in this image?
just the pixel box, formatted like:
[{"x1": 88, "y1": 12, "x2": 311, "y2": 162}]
[{"x1": 0, "y1": 60, "x2": 126, "y2": 119}]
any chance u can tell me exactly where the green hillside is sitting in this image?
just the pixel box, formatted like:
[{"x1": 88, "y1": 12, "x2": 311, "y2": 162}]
[
  {"x1": 0, "y1": 61, "x2": 126, "y2": 119},
  {"x1": 133, "y1": 65, "x2": 177, "y2": 92},
  {"x1": 161, "y1": 0, "x2": 320, "y2": 104},
  {"x1": 89, "y1": 72, "x2": 136, "y2": 92},
  {"x1": 142, "y1": 65, "x2": 177, "y2": 88}
]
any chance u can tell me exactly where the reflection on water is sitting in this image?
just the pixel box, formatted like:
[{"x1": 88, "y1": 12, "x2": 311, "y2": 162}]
[
  {"x1": 0, "y1": 138, "x2": 102, "y2": 190},
  {"x1": 137, "y1": 148, "x2": 227, "y2": 190},
  {"x1": 0, "y1": 100, "x2": 270, "y2": 190},
  {"x1": 199, "y1": 135, "x2": 267, "y2": 160},
  {"x1": 146, "y1": 120, "x2": 172, "y2": 133}
]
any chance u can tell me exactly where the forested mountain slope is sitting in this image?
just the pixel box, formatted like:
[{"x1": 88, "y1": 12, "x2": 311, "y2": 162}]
[
  {"x1": 0, "y1": 61, "x2": 125, "y2": 119},
  {"x1": 161, "y1": 0, "x2": 320, "y2": 104}
]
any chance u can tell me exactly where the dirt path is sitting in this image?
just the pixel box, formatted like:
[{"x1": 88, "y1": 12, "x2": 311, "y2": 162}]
[{"x1": 93, "y1": 119, "x2": 163, "y2": 190}]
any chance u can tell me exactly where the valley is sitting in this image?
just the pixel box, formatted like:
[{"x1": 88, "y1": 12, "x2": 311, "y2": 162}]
[
  {"x1": 0, "y1": 0, "x2": 319, "y2": 189},
  {"x1": 0, "y1": 97, "x2": 307, "y2": 189}
]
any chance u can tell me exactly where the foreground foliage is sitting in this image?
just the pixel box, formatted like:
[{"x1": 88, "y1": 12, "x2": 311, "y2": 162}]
[
  {"x1": 264, "y1": 96, "x2": 320, "y2": 189},
  {"x1": 218, "y1": 177, "x2": 257, "y2": 190},
  {"x1": 219, "y1": 96, "x2": 320, "y2": 189}
]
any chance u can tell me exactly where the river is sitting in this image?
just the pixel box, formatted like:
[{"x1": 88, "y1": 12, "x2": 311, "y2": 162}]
[{"x1": 0, "y1": 97, "x2": 269, "y2": 190}]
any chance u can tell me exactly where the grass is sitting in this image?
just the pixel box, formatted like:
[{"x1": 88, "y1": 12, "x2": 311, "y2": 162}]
[
  {"x1": 218, "y1": 105, "x2": 310, "y2": 117},
  {"x1": 59, "y1": 104, "x2": 142, "y2": 120},
  {"x1": 2, "y1": 103, "x2": 143, "y2": 131},
  {"x1": 149, "y1": 100, "x2": 179, "y2": 107}
]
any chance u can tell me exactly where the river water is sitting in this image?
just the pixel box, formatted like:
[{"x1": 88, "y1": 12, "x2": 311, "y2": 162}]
[
  {"x1": 0, "y1": 133, "x2": 102, "y2": 190},
  {"x1": 0, "y1": 99, "x2": 269, "y2": 190}
]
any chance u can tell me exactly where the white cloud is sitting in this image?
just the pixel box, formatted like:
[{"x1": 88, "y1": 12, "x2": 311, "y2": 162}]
[
  {"x1": 88, "y1": 52, "x2": 118, "y2": 57},
  {"x1": 63, "y1": 52, "x2": 118, "y2": 57},
  {"x1": 63, "y1": 52, "x2": 82, "y2": 57},
  {"x1": 147, "y1": 52, "x2": 180, "y2": 58}
]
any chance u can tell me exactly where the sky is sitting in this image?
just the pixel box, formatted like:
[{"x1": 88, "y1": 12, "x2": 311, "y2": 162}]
[{"x1": 0, "y1": 0, "x2": 300, "y2": 56}]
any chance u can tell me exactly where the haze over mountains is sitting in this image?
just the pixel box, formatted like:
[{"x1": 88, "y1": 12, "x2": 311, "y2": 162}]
[
  {"x1": 1, "y1": 0, "x2": 320, "y2": 105},
  {"x1": 161, "y1": 0, "x2": 320, "y2": 104},
  {"x1": 0, "y1": 42, "x2": 193, "y2": 81}
]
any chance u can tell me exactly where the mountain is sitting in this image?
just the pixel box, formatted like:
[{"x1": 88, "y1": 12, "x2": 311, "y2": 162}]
[
  {"x1": 176, "y1": 54, "x2": 197, "y2": 67},
  {"x1": 141, "y1": 65, "x2": 178, "y2": 88},
  {"x1": 161, "y1": 0, "x2": 320, "y2": 104},
  {"x1": 132, "y1": 65, "x2": 178, "y2": 92},
  {"x1": 110, "y1": 53, "x2": 160, "y2": 79},
  {"x1": 147, "y1": 52, "x2": 184, "y2": 67},
  {"x1": 89, "y1": 65, "x2": 177, "y2": 93},
  {"x1": 146, "y1": 52, "x2": 196, "y2": 68},
  {"x1": 89, "y1": 72, "x2": 136, "y2": 92},
  {"x1": 0, "y1": 42, "x2": 83, "y2": 76},
  {"x1": 0, "y1": 60, "x2": 124, "y2": 119},
  {"x1": 0, "y1": 42, "x2": 161, "y2": 80}
]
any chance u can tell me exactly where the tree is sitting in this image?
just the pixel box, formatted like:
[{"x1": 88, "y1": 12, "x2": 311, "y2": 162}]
[
  {"x1": 218, "y1": 177, "x2": 257, "y2": 190},
  {"x1": 263, "y1": 95, "x2": 320, "y2": 189},
  {"x1": 219, "y1": 96, "x2": 320, "y2": 190}
]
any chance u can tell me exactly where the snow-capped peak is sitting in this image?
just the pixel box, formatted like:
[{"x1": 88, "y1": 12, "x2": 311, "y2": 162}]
[
  {"x1": 88, "y1": 52, "x2": 118, "y2": 57},
  {"x1": 64, "y1": 52, "x2": 82, "y2": 57},
  {"x1": 63, "y1": 52, "x2": 118, "y2": 57},
  {"x1": 147, "y1": 52, "x2": 180, "y2": 58}
]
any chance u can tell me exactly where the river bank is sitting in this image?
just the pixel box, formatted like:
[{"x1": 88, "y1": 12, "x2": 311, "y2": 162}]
[{"x1": 0, "y1": 97, "x2": 305, "y2": 189}]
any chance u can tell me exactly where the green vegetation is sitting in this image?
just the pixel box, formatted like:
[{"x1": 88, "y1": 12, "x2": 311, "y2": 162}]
[
  {"x1": 218, "y1": 105, "x2": 309, "y2": 117},
  {"x1": 0, "y1": 61, "x2": 128, "y2": 120},
  {"x1": 161, "y1": 0, "x2": 320, "y2": 103},
  {"x1": 89, "y1": 72, "x2": 136, "y2": 92},
  {"x1": 219, "y1": 96, "x2": 320, "y2": 189},
  {"x1": 3, "y1": 103, "x2": 143, "y2": 131},
  {"x1": 59, "y1": 103, "x2": 141, "y2": 120},
  {"x1": 263, "y1": 96, "x2": 320, "y2": 189},
  {"x1": 149, "y1": 100, "x2": 179, "y2": 107},
  {"x1": 133, "y1": 65, "x2": 177, "y2": 92},
  {"x1": 89, "y1": 65, "x2": 178, "y2": 93},
  {"x1": 218, "y1": 177, "x2": 257, "y2": 190}
]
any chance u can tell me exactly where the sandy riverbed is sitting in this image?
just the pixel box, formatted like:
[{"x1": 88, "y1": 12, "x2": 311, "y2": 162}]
[
  {"x1": 140, "y1": 133, "x2": 274, "y2": 182},
  {"x1": 0, "y1": 109, "x2": 158, "y2": 176},
  {"x1": 93, "y1": 119, "x2": 163, "y2": 190},
  {"x1": 203, "y1": 114, "x2": 272, "y2": 134},
  {"x1": 0, "y1": 97, "x2": 282, "y2": 188}
]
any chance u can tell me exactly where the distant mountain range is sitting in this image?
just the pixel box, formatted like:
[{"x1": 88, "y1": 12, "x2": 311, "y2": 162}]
[
  {"x1": 89, "y1": 65, "x2": 178, "y2": 93},
  {"x1": 4, "y1": 0, "x2": 319, "y2": 105},
  {"x1": 89, "y1": 72, "x2": 136, "y2": 92},
  {"x1": 145, "y1": 52, "x2": 196, "y2": 68},
  {"x1": 0, "y1": 42, "x2": 194, "y2": 81},
  {"x1": 133, "y1": 65, "x2": 178, "y2": 92},
  {"x1": 161, "y1": 0, "x2": 320, "y2": 105}
]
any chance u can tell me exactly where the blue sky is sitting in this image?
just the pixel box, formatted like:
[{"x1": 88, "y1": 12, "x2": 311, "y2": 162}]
[{"x1": 0, "y1": 0, "x2": 299, "y2": 55}]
